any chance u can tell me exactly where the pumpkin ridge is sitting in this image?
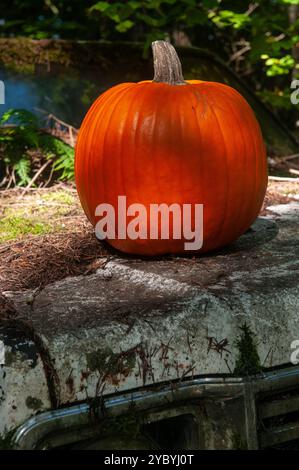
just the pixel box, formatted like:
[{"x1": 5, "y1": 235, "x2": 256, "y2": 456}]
[
  {"x1": 121, "y1": 84, "x2": 151, "y2": 211},
  {"x1": 89, "y1": 87, "x2": 129, "y2": 222},
  {"x1": 187, "y1": 85, "x2": 205, "y2": 233},
  {"x1": 80, "y1": 84, "x2": 135, "y2": 223},
  {"x1": 90, "y1": 86, "x2": 135, "y2": 216},
  {"x1": 218, "y1": 85, "x2": 267, "y2": 231},
  {"x1": 206, "y1": 88, "x2": 230, "y2": 247},
  {"x1": 110, "y1": 86, "x2": 139, "y2": 212},
  {"x1": 150, "y1": 88, "x2": 164, "y2": 208},
  {"x1": 213, "y1": 86, "x2": 250, "y2": 236},
  {"x1": 101, "y1": 85, "x2": 140, "y2": 220}
]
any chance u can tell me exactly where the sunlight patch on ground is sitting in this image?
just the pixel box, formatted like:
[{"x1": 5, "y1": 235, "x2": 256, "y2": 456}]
[{"x1": 0, "y1": 184, "x2": 82, "y2": 243}]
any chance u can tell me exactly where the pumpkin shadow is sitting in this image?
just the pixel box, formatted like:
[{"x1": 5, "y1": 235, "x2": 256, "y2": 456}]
[
  {"x1": 215, "y1": 216, "x2": 279, "y2": 256},
  {"x1": 0, "y1": 218, "x2": 278, "y2": 293},
  {"x1": 99, "y1": 216, "x2": 279, "y2": 261}
]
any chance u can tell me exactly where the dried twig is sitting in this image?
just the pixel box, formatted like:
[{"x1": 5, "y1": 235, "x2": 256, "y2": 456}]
[
  {"x1": 277, "y1": 153, "x2": 299, "y2": 161},
  {"x1": 268, "y1": 175, "x2": 299, "y2": 182},
  {"x1": 229, "y1": 44, "x2": 251, "y2": 63},
  {"x1": 43, "y1": 163, "x2": 55, "y2": 188},
  {"x1": 245, "y1": 3, "x2": 259, "y2": 16},
  {"x1": 19, "y1": 160, "x2": 52, "y2": 198},
  {"x1": 36, "y1": 109, "x2": 78, "y2": 147}
]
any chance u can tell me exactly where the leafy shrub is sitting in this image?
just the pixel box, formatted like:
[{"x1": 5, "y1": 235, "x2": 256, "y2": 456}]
[{"x1": 0, "y1": 108, "x2": 74, "y2": 187}]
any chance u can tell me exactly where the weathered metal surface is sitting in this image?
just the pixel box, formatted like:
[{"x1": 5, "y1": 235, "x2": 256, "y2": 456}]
[
  {"x1": 1, "y1": 203, "x2": 299, "y2": 439},
  {"x1": 0, "y1": 324, "x2": 51, "y2": 441},
  {"x1": 260, "y1": 422, "x2": 299, "y2": 448},
  {"x1": 12, "y1": 366, "x2": 299, "y2": 450},
  {"x1": 12, "y1": 376, "x2": 244, "y2": 449}
]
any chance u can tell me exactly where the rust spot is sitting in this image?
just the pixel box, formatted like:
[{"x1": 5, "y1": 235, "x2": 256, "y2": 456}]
[
  {"x1": 66, "y1": 375, "x2": 74, "y2": 394},
  {"x1": 207, "y1": 336, "x2": 231, "y2": 357},
  {"x1": 81, "y1": 370, "x2": 91, "y2": 381}
]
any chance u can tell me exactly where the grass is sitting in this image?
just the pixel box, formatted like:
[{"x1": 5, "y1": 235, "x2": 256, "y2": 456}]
[
  {"x1": 42, "y1": 190, "x2": 75, "y2": 206},
  {"x1": 0, "y1": 215, "x2": 53, "y2": 243},
  {"x1": 0, "y1": 184, "x2": 80, "y2": 244}
]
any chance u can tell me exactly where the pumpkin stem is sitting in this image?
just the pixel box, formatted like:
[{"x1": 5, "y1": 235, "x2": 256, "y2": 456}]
[{"x1": 152, "y1": 40, "x2": 186, "y2": 86}]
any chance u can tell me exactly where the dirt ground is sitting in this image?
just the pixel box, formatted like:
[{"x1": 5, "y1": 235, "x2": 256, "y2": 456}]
[{"x1": 0, "y1": 178, "x2": 299, "y2": 292}]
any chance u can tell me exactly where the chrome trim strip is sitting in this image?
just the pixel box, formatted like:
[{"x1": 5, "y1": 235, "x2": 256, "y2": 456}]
[{"x1": 13, "y1": 365, "x2": 299, "y2": 449}]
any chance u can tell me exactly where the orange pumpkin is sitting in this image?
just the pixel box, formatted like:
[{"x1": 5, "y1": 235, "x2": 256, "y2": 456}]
[{"x1": 75, "y1": 41, "x2": 267, "y2": 256}]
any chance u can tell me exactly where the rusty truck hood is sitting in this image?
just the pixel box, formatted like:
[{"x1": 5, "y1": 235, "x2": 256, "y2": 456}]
[{"x1": 1, "y1": 202, "x2": 299, "y2": 437}]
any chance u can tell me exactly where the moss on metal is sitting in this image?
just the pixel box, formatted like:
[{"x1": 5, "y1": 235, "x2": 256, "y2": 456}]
[
  {"x1": 0, "y1": 429, "x2": 16, "y2": 450},
  {"x1": 86, "y1": 347, "x2": 136, "y2": 378},
  {"x1": 232, "y1": 432, "x2": 248, "y2": 450},
  {"x1": 25, "y1": 396, "x2": 44, "y2": 410},
  {"x1": 103, "y1": 409, "x2": 142, "y2": 440},
  {"x1": 96, "y1": 403, "x2": 159, "y2": 450},
  {"x1": 234, "y1": 323, "x2": 263, "y2": 376}
]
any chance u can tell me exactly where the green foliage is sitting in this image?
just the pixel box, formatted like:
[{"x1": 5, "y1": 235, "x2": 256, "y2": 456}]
[
  {"x1": 0, "y1": 1, "x2": 298, "y2": 127},
  {"x1": 261, "y1": 54, "x2": 299, "y2": 76},
  {"x1": 87, "y1": 1, "x2": 299, "y2": 82},
  {"x1": 258, "y1": 87, "x2": 293, "y2": 109},
  {"x1": 0, "y1": 109, "x2": 74, "y2": 186},
  {"x1": 280, "y1": 0, "x2": 299, "y2": 5},
  {"x1": 0, "y1": 108, "x2": 39, "y2": 128},
  {"x1": 14, "y1": 158, "x2": 31, "y2": 186},
  {"x1": 41, "y1": 134, "x2": 75, "y2": 180},
  {"x1": 208, "y1": 10, "x2": 251, "y2": 29},
  {"x1": 0, "y1": 109, "x2": 40, "y2": 185},
  {"x1": 0, "y1": 1, "x2": 297, "y2": 78}
]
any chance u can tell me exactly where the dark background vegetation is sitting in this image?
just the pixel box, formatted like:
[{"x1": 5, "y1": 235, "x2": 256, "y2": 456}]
[
  {"x1": 0, "y1": 1, "x2": 298, "y2": 187},
  {"x1": 1, "y1": 0, "x2": 298, "y2": 118}
]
